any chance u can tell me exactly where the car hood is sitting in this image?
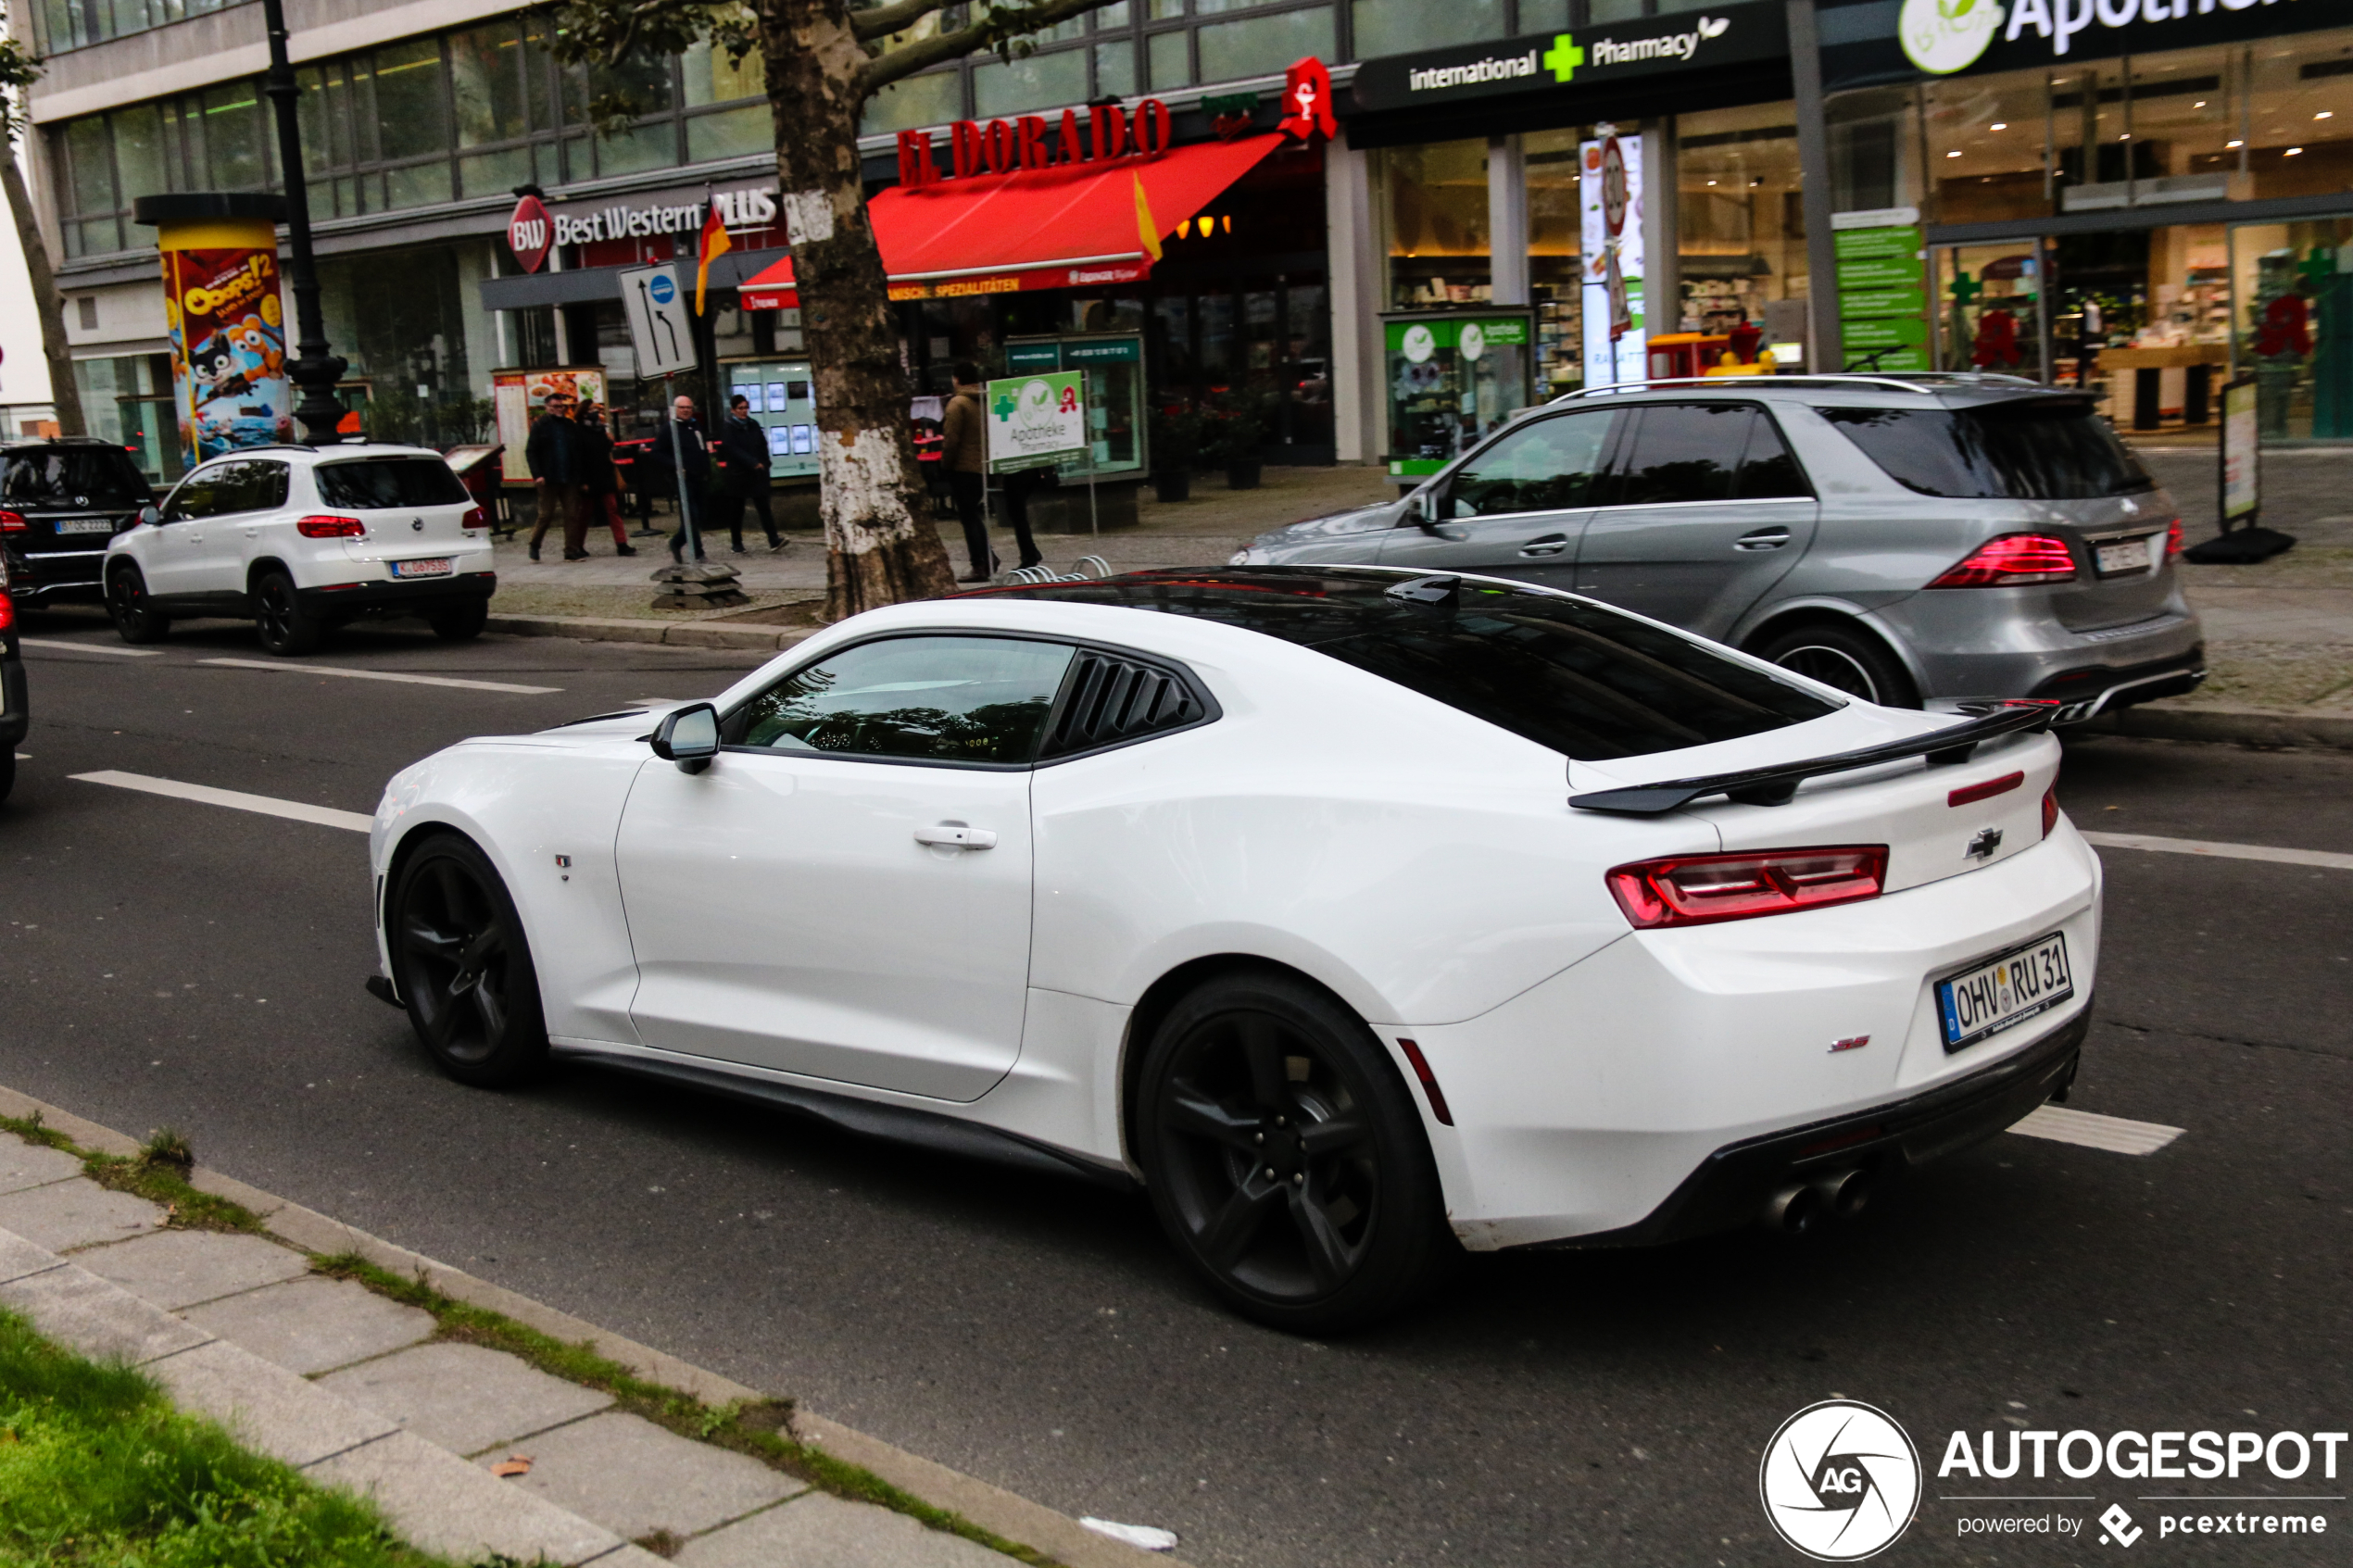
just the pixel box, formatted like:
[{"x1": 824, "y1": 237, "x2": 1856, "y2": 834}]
[{"x1": 1249, "y1": 499, "x2": 1407, "y2": 550}]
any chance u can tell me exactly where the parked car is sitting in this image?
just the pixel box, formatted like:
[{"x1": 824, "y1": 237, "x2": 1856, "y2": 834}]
[
  {"x1": 0, "y1": 546, "x2": 24, "y2": 803},
  {"x1": 0, "y1": 438, "x2": 155, "y2": 608},
  {"x1": 104, "y1": 444, "x2": 494, "y2": 656},
  {"x1": 368, "y1": 566, "x2": 2095, "y2": 1330},
  {"x1": 1237, "y1": 373, "x2": 2205, "y2": 721}
]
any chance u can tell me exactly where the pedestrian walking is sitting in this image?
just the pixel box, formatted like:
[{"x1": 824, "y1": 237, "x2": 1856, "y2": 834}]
[
  {"x1": 523, "y1": 390, "x2": 590, "y2": 561},
  {"x1": 715, "y1": 394, "x2": 784, "y2": 554},
  {"x1": 638, "y1": 394, "x2": 712, "y2": 563},
  {"x1": 941, "y1": 363, "x2": 1043, "y2": 582},
  {"x1": 577, "y1": 400, "x2": 635, "y2": 557}
]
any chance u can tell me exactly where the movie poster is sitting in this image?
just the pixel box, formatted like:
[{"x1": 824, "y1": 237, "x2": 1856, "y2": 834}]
[{"x1": 160, "y1": 237, "x2": 293, "y2": 461}]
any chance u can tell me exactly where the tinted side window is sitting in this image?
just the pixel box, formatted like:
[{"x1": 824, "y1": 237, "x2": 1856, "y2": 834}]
[
  {"x1": 1444, "y1": 409, "x2": 1617, "y2": 518},
  {"x1": 164, "y1": 463, "x2": 242, "y2": 521},
  {"x1": 1604, "y1": 404, "x2": 1748, "y2": 506},
  {"x1": 1820, "y1": 404, "x2": 2154, "y2": 498},
  {"x1": 244, "y1": 460, "x2": 291, "y2": 511},
  {"x1": 730, "y1": 635, "x2": 1076, "y2": 764},
  {"x1": 1734, "y1": 413, "x2": 1811, "y2": 500},
  {"x1": 316, "y1": 458, "x2": 470, "y2": 509}
]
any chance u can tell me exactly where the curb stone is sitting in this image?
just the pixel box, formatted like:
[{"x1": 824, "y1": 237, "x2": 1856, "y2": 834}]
[
  {"x1": 2085, "y1": 702, "x2": 2353, "y2": 752},
  {"x1": 0, "y1": 1084, "x2": 1195, "y2": 1568},
  {"x1": 483, "y1": 612, "x2": 824, "y2": 652}
]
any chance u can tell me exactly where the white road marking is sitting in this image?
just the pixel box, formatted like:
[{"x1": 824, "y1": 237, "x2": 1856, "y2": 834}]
[
  {"x1": 18, "y1": 637, "x2": 162, "y2": 657},
  {"x1": 199, "y1": 657, "x2": 560, "y2": 695},
  {"x1": 71, "y1": 770, "x2": 371, "y2": 834},
  {"x1": 2008, "y1": 1105, "x2": 2183, "y2": 1156},
  {"x1": 2082, "y1": 830, "x2": 2353, "y2": 872}
]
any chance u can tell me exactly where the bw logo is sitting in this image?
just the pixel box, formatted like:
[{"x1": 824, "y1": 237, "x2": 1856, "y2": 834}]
[{"x1": 1761, "y1": 1401, "x2": 1921, "y2": 1561}]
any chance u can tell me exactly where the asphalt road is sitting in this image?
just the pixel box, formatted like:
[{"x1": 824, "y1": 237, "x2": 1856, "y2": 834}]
[{"x1": 3, "y1": 612, "x2": 2347, "y2": 1568}]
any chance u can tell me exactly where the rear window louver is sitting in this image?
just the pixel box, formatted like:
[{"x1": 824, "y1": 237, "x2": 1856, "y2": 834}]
[{"x1": 1041, "y1": 652, "x2": 1206, "y2": 759}]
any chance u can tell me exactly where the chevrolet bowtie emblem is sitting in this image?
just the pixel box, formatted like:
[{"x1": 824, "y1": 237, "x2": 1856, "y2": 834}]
[{"x1": 1966, "y1": 827, "x2": 2004, "y2": 860}]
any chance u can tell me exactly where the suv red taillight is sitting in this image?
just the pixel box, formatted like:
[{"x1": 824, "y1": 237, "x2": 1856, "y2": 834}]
[
  {"x1": 1606, "y1": 846, "x2": 1888, "y2": 930},
  {"x1": 2165, "y1": 518, "x2": 2183, "y2": 558},
  {"x1": 461, "y1": 506, "x2": 488, "y2": 530},
  {"x1": 296, "y1": 514, "x2": 366, "y2": 538},
  {"x1": 1926, "y1": 533, "x2": 2078, "y2": 588},
  {"x1": 0, "y1": 510, "x2": 25, "y2": 533}
]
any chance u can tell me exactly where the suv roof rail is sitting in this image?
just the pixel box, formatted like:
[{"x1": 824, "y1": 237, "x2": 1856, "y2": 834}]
[{"x1": 1546, "y1": 371, "x2": 2053, "y2": 404}]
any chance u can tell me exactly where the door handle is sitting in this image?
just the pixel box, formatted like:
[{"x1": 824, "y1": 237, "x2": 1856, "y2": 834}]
[
  {"x1": 914, "y1": 823, "x2": 997, "y2": 850},
  {"x1": 1518, "y1": 534, "x2": 1571, "y2": 558},
  {"x1": 1735, "y1": 527, "x2": 1793, "y2": 551}
]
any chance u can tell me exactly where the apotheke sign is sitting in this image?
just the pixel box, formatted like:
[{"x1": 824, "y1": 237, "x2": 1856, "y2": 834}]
[{"x1": 1352, "y1": 0, "x2": 1785, "y2": 113}]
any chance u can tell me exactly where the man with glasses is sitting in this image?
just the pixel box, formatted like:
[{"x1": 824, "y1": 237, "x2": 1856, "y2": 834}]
[{"x1": 524, "y1": 390, "x2": 590, "y2": 562}]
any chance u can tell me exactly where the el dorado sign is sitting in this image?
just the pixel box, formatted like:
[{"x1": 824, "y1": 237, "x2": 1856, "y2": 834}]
[{"x1": 1352, "y1": 0, "x2": 1785, "y2": 113}]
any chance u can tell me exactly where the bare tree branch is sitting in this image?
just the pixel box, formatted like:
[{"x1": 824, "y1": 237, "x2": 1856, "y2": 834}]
[
  {"x1": 860, "y1": 0, "x2": 1112, "y2": 94},
  {"x1": 848, "y1": 0, "x2": 953, "y2": 44}
]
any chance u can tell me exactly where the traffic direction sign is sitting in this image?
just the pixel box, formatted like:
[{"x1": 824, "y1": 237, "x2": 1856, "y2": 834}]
[{"x1": 618, "y1": 264, "x2": 696, "y2": 377}]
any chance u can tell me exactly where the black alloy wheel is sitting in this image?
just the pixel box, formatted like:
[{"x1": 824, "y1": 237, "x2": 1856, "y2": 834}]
[
  {"x1": 429, "y1": 600, "x2": 489, "y2": 642},
  {"x1": 106, "y1": 564, "x2": 170, "y2": 645},
  {"x1": 1138, "y1": 971, "x2": 1455, "y2": 1333},
  {"x1": 387, "y1": 834, "x2": 547, "y2": 1087},
  {"x1": 1754, "y1": 621, "x2": 1919, "y2": 709},
  {"x1": 253, "y1": 571, "x2": 325, "y2": 656}
]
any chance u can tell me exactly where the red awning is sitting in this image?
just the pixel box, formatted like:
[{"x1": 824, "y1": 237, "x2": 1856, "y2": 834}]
[{"x1": 738, "y1": 132, "x2": 1284, "y2": 310}]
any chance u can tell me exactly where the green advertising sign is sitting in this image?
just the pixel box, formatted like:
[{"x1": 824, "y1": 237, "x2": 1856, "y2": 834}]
[
  {"x1": 1385, "y1": 317, "x2": 1532, "y2": 359},
  {"x1": 1839, "y1": 315, "x2": 1931, "y2": 352},
  {"x1": 1838, "y1": 256, "x2": 1928, "y2": 293},
  {"x1": 1834, "y1": 226, "x2": 1923, "y2": 261},
  {"x1": 1063, "y1": 337, "x2": 1141, "y2": 365},
  {"x1": 1004, "y1": 342, "x2": 1062, "y2": 371},
  {"x1": 985, "y1": 370, "x2": 1088, "y2": 474},
  {"x1": 1841, "y1": 288, "x2": 1929, "y2": 319}
]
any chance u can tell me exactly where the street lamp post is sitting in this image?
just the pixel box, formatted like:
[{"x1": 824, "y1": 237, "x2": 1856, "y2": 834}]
[{"x1": 257, "y1": 0, "x2": 347, "y2": 445}]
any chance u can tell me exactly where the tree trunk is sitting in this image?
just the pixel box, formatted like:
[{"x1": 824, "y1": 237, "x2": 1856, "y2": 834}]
[
  {"x1": 1, "y1": 147, "x2": 87, "y2": 437},
  {"x1": 757, "y1": 0, "x2": 957, "y2": 621}
]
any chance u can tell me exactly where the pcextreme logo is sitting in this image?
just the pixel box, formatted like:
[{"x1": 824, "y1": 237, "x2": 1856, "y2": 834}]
[{"x1": 1760, "y1": 1401, "x2": 1923, "y2": 1561}]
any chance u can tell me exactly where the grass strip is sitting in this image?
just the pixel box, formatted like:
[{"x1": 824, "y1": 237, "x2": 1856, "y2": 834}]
[
  {"x1": 0, "y1": 1303, "x2": 463, "y2": 1568},
  {"x1": 313, "y1": 1253, "x2": 1061, "y2": 1566},
  {"x1": 0, "y1": 1113, "x2": 265, "y2": 1236}
]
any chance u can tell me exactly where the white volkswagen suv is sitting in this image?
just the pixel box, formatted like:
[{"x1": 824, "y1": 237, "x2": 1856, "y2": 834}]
[{"x1": 103, "y1": 444, "x2": 495, "y2": 655}]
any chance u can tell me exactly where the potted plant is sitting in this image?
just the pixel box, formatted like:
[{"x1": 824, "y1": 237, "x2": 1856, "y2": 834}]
[{"x1": 1148, "y1": 406, "x2": 1203, "y2": 503}]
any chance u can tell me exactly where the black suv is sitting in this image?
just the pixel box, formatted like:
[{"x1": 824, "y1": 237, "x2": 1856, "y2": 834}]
[{"x1": 0, "y1": 439, "x2": 157, "y2": 606}]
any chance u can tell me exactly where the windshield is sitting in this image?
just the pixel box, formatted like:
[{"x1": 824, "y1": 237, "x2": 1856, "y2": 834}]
[
  {"x1": 1, "y1": 447, "x2": 152, "y2": 508},
  {"x1": 1821, "y1": 401, "x2": 2153, "y2": 499},
  {"x1": 314, "y1": 458, "x2": 470, "y2": 509},
  {"x1": 985, "y1": 569, "x2": 1840, "y2": 761}
]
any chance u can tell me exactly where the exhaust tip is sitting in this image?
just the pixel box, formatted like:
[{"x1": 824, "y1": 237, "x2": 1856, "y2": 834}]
[
  {"x1": 1810, "y1": 1167, "x2": 1872, "y2": 1222},
  {"x1": 1762, "y1": 1182, "x2": 1823, "y2": 1236}
]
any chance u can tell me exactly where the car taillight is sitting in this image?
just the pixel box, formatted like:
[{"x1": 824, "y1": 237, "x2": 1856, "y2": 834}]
[
  {"x1": 1606, "y1": 846, "x2": 1888, "y2": 930},
  {"x1": 461, "y1": 506, "x2": 488, "y2": 530},
  {"x1": 0, "y1": 592, "x2": 13, "y2": 632},
  {"x1": 0, "y1": 510, "x2": 25, "y2": 533},
  {"x1": 1925, "y1": 533, "x2": 2078, "y2": 588},
  {"x1": 296, "y1": 514, "x2": 366, "y2": 538},
  {"x1": 1947, "y1": 771, "x2": 2023, "y2": 808},
  {"x1": 2165, "y1": 518, "x2": 2183, "y2": 558},
  {"x1": 2042, "y1": 784, "x2": 2060, "y2": 838}
]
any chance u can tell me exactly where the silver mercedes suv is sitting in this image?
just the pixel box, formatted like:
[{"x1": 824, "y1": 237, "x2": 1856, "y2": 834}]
[{"x1": 1236, "y1": 374, "x2": 2203, "y2": 720}]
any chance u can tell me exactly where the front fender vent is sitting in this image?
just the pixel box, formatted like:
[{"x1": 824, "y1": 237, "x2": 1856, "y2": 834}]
[{"x1": 1040, "y1": 651, "x2": 1211, "y2": 759}]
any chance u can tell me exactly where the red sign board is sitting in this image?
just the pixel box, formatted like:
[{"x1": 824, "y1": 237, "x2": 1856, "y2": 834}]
[{"x1": 508, "y1": 194, "x2": 552, "y2": 273}]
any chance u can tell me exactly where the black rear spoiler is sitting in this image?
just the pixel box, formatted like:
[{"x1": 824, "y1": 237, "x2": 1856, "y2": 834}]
[{"x1": 1569, "y1": 699, "x2": 2059, "y2": 816}]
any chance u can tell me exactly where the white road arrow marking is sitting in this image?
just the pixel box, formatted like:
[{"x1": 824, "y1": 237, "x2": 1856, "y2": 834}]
[{"x1": 2008, "y1": 1105, "x2": 2183, "y2": 1155}]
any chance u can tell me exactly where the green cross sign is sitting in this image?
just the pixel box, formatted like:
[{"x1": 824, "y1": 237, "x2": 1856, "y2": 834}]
[
  {"x1": 1542, "y1": 33, "x2": 1581, "y2": 82},
  {"x1": 991, "y1": 388, "x2": 1019, "y2": 420}
]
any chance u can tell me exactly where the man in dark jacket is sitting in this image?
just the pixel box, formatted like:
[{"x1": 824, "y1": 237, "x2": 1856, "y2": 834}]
[
  {"x1": 524, "y1": 391, "x2": 589, "y2": 561},
  {"x1": 577, "y1": 400, "x2": 635, "y2": 557},
  {"x1": 636, "y1": 393, "x2": 712, "y2": 563},
  {"x1": 714, "y1": 394, "x2": 783, "y2": 554}
]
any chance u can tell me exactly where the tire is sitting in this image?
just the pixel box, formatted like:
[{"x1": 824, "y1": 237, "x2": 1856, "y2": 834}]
[
  {"x1": 253, "y1": 571, "x2": 325, "y2": 656},
  {"x1": 1752, "y1": 620, "x2": 1919, "y2": 709},
  {"x1": 1135, "y1": 970, "x2": 1456, "y2": 1333},
  {"x1": 429, "y1": 600, "x2": 488, "y2": 642},
  {"x1": 0, "y1": 748, "x2": 14, "y2": 805},
  {"x1": 386, "y1": 834, "x2": 548, "y2": 1088},
  {"x1": 106, "y1": 564, "x2": 170, "y2": 645}
]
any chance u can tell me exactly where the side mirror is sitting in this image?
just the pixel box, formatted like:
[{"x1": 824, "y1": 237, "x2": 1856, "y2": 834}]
[
  {"x1": 138, "y1": 504, "x2": 162, "y2": 528},
  {"x1": 1407, "y1": 492, "x2": 1442, "y2": 533},
  {"x1": 650, "y1": 702, "x2": 721, "y2": 774}
]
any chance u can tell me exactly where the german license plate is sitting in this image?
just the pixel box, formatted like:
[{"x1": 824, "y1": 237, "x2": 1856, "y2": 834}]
[
  {"x1": 391, "y1": 558, "x2": 453, "y2": 579},
  {"x1": 54, "y1": 517, "x2": 112, "y2": 534},
  {"x1": 2095, "y1": 535, "x2": 2153, "y2": 575},
  {"x1": 1937, "y1": 932, "x2": 2073, "y2": 1052}
]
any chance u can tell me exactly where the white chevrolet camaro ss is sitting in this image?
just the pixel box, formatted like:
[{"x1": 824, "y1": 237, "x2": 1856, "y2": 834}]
[{"x1": 369, "y1": 567, "x2": 2100, "y2": 1330}]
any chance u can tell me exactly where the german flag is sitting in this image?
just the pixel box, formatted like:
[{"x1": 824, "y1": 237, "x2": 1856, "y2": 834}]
[{"x1": 695, "y1": 188, "x2": 732, "y2": 316}]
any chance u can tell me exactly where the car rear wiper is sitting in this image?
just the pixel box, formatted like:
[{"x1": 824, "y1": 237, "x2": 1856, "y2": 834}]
[{"x1": 1568, "y1": 699, "x2": 2059, "y2": 815}]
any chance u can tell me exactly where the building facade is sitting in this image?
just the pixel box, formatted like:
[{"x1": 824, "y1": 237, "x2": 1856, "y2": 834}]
[{"x1": 20, "y1": 0, "x2": 2349, "y2": 490}]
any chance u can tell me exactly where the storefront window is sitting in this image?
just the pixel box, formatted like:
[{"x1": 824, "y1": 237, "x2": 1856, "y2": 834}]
[
  {"x1": 1676, "y1": 104, "x2": 1805, "y2": 337},
  {"x1": 974, "y1": 48, "x2": 1089, "y2": 119},
  {"x1": 452, "y1": 23, "x2": 532, "y2": 146},
  {"x1": 1095, "y1": 42, "x2": 1138, "y2": 98},
  {"x1": 1198, "y1": 8, "x2": 1332, "y2": 83},
  {"x1": 1148, "y1": 31, "x2": 1189, "y2": 89},
  {"x1": 682, "y1": 39, "x2": 764, "y2": 107},
  {"x1": 1924, "y1": 69, "x2": 2050, "y2": 225},
  {"x1": 1527, "y1": 129, "x2": 1583, "y2": 394},
  {"x1": 862, "y1": 70, "x2": 964, "y2": 134},
  {"x1": 1351, "y1": 0, "x2": 1504, "y2": 61},
  {"x1": 201, "y1": 82, "x2": 270, "y2": 191},
  {"x1": 2246, "y1": 31, "x2": 2353, "y2": 200},
  {"x1": 1828, "y1": 87, "x2": 1919, "y2": 216},
  {"x1": 1380, "y1": 139, "x2": 1490, "y2": 310},
  {"x1": 2233, "y1": 218, "x2": 2353, "y2": 442}
]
